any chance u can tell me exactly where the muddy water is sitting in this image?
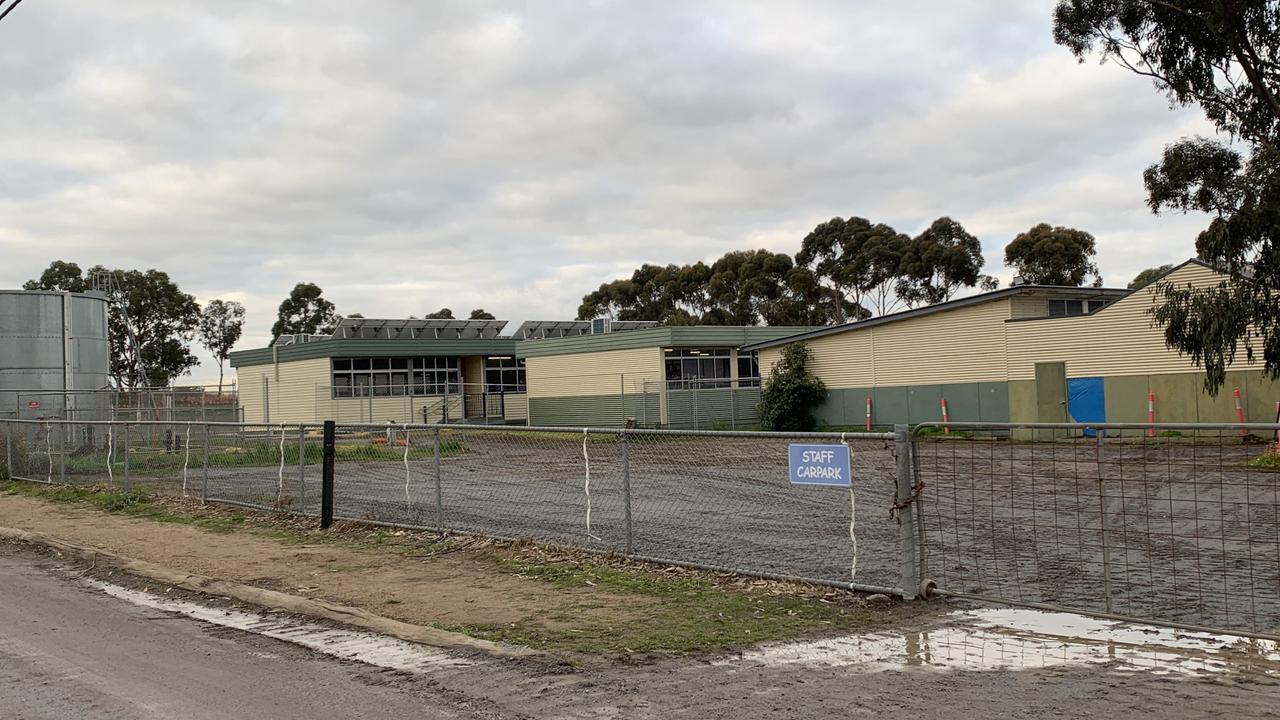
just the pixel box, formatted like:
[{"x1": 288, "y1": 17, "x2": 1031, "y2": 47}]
[{"x1": 718, "y1": 608, "x2": 1280, "y2": 679}]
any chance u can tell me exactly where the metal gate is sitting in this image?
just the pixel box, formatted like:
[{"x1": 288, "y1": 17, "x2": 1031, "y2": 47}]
[{"x1": 911, "y1": 421, "x2": 1280, "y2": 640}]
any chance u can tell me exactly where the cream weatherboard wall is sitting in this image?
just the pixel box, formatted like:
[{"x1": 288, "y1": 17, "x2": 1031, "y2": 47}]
[
  {"x1": 1005, "y1": 263, "x2": 1225, "y2": 381},
  {"x1": 524, "y1": 347, "x2": 664, "y2": 426},
  {"x1": 1006, "y1": 262, "x2": 1279, "y2": 424},
  {"x1": 758, "y1": 297, "x2": 1017, "y2": 427},
  {"x1": 755, "y1": 261, "x2": 1279, "y2": 427},
  {"x1": 759, "y1": 298, "x2": 1015, "y2": 388},
  {"x1": 235, "y1": 357, "x2": 519, "y2": 425},
  {"x1": 236, "y1": 358, "x2": 329, "y2": 424}
]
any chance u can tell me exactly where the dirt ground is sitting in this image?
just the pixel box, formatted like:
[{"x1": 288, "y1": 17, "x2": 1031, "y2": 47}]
[
  {"x1": 0, "y1": 493, "x2": 659, "y2": 634},
  {"x1": 915, "y1": 437, "x2": 1280, "y2": 634}
]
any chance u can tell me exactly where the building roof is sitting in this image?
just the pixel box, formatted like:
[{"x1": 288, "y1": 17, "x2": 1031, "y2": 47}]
[
  {"x1": 508, "y1": 319, "x2": 659, "y2": 340},
  {"x1": 230, "y1": 337, "x2": 522, "y2": 368},
  {"x1": 331, "y1": 317, "x2": 511, "y2": 340},
  {"x1": 516, "y1": 325, "x2": 816, "y2": 358},
  {"x1": 739, "y1": 283, "x2": 1132, "y2": 352}
]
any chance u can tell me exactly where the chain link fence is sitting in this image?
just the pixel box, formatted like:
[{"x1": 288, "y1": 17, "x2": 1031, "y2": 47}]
[
  {"x1": 0, "y1": 419, "x2": 915, "y2": 597},
  {"x1": 913, "y1": 421, "x2": 1280, "y2": 640},
  {"x1": 5, "y1": 386, "x2": 240, "y2": 424},
  {"x1": 8, "y1": 416, "x2": 1280, "y2": 640}
]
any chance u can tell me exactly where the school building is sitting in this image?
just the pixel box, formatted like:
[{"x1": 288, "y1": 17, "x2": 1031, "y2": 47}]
[
  {"x1": 230, "y1": 318, "x2": 802, "y2": 428},
  {"x1": 744, "y1": 259, "x2": 1280, "y2": 429},
  {"x1": 516, "y1": 325, "x2": 811, "y2": 428}
]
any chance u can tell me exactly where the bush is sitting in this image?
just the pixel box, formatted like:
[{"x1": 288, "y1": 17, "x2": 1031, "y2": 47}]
[{"x1": 759, "y1": 343, "x2": 827, "y2": 432}]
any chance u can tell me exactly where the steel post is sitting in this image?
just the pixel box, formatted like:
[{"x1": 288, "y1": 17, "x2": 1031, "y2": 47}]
[
  {"x1": 433, "y1": 426, "x2": 443, "y2": 527},
  {"x1": 621, "y1": 431, "x2": 633, "y2": 554},
  {"x1": 123, "y1": 422, "x2": 130, "y2": 491},
  {"x1": 1096, "y1": 431, "x2": 1113, "y2": 613},
  {"x1": 201, "y1": 423, "x2": 210, "y2": 504},
  {"x1": 58, "y1": 423, "x2": 65, "y2": 484},
  {"x1": 894, "y1": 424, "x2": 920, "y2": 599},
  {"x1": 321, "y1": 420, "x2": 335, "y2": 529},
  {"x1": 298, "y1": 426, "x2": 307, "y2": 515}
]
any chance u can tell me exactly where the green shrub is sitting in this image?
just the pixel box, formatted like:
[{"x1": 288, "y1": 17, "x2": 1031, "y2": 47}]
[
  {"x1": 759, "y1": 343, "x2": 827, "y2": 432},
  {"x1": 1249, "y1": 452, "x2": 1280, "y2": 470}
]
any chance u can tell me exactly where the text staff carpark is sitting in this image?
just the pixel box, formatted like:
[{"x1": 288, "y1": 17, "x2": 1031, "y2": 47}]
[{"x1": 787, "y1": 444, "x2": 852, "y2": 487}]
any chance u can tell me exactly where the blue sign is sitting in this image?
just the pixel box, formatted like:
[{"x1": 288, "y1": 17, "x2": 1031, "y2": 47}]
[{"x1": 788, "y1": 444, "x2": 852, "y2": 487}]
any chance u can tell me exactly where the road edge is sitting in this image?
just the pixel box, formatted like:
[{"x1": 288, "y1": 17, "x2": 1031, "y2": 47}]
[{"x1": 0, "y1": 525, "x2": 544, "y2": 662}]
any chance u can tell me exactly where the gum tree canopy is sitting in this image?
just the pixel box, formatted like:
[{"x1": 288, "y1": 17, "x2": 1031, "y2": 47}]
[{"x1": 1054, "y1": 0, "x2": 1279, "y2": 392}]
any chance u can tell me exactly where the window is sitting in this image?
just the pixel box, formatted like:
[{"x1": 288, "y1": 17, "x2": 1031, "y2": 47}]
[
  {"x1": 737, "y1": 352, "x2": 760, "y2": 387},
  {"x1": 331, "y1": 357, "x2": 460, "y2": 398},
  {"x1": 1048, "y1": 298, "x2": 1112, "y2": 317},
  {"x1": 484, "y1": 357, "x2": 526, "y2": 392},
  {"x1": 663, "y1": 348, "x2": 732, "y2": 389}
]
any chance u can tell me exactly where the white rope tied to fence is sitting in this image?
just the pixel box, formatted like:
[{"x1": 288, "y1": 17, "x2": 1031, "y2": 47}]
[
  {"x1": 44, "y1": 421, "x2": 52, "y2": 484},
  {"x1": 583, "y1": 428, "x2": 600, "y2": 541},
  {"x1": 182, "y1": 421, "x2": 192, "y2": 498},
  {"x1": 276, "y1": 423, "x2": 286, "y2": 510},
  {"x1": 106, "y1": 423, "x2": 114, "y2": 486},
  {"x1": 403, "y1": 426, "x2": 412, "y2": 507},
  {"x1": 844, "y1": 432, "x2": 857, "y2": 581}
]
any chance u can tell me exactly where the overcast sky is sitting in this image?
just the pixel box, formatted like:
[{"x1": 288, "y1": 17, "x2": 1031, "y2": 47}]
[{"x1": 0, "y1": 1, "x2": 1215, "y2": 383}]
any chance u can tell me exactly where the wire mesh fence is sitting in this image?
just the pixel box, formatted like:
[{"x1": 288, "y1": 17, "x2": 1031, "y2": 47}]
[
  {"x1": 4, "y1": 386, "x2": 240, "y2": 424},
  {"x1": 0, "y1": 419, "x2": 912, "y2": 596},
  {"x1": 10, "y1": 416, "x2": 1280, "y2": 640},
  {"x1": 913, "y1": 422, "x2": 1280, "y2": 639}
]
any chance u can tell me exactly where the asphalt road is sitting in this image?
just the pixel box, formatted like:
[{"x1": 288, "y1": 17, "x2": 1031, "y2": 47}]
[
  {"x1": 0, "y1": 549, "x2": 490, "y2": 720},
  {"x1": 2, "y1": 543, "x2": 1278, "y2": 720}
]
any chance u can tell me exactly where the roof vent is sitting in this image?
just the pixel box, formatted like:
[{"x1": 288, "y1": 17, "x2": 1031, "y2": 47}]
[{"x1": 590, "y1": 318, "x2": 612, "y2": 335}]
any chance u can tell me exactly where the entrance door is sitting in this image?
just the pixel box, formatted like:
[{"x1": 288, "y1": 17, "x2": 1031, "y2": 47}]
[{"x1": 1034, "y1": 362, "x2": 1067, "y2": 423}]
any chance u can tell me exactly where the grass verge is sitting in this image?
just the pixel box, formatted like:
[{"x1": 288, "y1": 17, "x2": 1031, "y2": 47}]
[
  {"x1": 0, "y1": 479, "x2": 902, "y2": 657},
  {"x1": 1248, "y1": 452, "x2": 1280, "y2": 471},
  {"x1": 443, "y1": 550, "x2": 887, "y2": 655}
]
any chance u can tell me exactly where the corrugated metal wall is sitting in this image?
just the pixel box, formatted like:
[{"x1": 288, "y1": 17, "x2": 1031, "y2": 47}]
[
  {"x1": 527, "y1": 391, "x2": 661, "y2": 428},
  {"x1": 665, "y1": 387, "x2": 761, "y2": 429}
]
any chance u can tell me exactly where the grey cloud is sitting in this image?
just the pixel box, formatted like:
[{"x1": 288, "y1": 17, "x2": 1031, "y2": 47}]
[{"x1": 0, "y1": 0, "x2": 1216, "y2": 380}]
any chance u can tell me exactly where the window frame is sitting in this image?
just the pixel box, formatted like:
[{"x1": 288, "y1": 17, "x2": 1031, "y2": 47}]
[
  {"x1": 663, "y1": 348, "x2": 733, "y2": 390},
  {"x1": 331, "y1": 356, "x2": 462, "y2": 398}
]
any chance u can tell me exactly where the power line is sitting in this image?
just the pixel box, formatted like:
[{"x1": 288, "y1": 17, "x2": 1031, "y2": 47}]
[{"x1": 0, "y1": 0, "x2": 27, "y2": 23}]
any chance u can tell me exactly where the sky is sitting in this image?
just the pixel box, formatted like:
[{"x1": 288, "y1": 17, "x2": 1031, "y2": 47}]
[{"x1": 0, "y1": 1, "x2": 1217, "y2": 384}]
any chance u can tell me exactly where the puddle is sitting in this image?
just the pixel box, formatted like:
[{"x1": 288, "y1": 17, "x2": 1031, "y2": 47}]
[
  {"x1": 719, "y1": 608, "x2": 1280, "y2": 679},
  {"x1": 86, "y1": 579, "x2": 475, "y2": 673}
]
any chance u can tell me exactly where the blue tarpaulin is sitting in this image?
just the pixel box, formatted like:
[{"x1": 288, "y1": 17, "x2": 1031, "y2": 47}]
[{"x1": 1067, "y1": 376, "x2": 1106, "y2": 437}]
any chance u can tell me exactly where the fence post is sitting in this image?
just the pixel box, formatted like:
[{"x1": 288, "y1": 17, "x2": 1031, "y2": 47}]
[
  {"x1": 201, "y1": 423, "x2": 210, "y2": 504},
  {"x1": 4, "y1": 422, "x2": 11, "y2": 481},
  {"x1": 1096, "y1": 430, "x2": 1113, "y2": 613},
  {"x1": 894, "y1": 424, "x2": 920, "y2": 599},
  {"x1": 433, "y1": 426, "x2": 443, "y2": 527},
  {"x1": 621, "y1": 430, "x2": 633, "y2": 554},
  {"x1": 58, "y1": 423, "x2": 66, "y2": 484},
  {"x1": 320, "y1": 420, "x2": 335, "y2": 529},
  {"x1": 298, "y1": 426, "x2": 307, "y2": 515},
  {"x1": 123, "y1": 422, "x2": 131, "y2": 491}
]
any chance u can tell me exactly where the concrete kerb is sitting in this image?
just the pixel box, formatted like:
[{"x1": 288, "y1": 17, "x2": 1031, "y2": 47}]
[{"x1": 0, "y1": 526, "x2": 545, "y2": 663}]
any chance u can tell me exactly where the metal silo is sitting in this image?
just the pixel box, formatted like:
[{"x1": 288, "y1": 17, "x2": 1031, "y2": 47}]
[{"x1": 0, "y1": 290, "x2": 111, "y2": 421}]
